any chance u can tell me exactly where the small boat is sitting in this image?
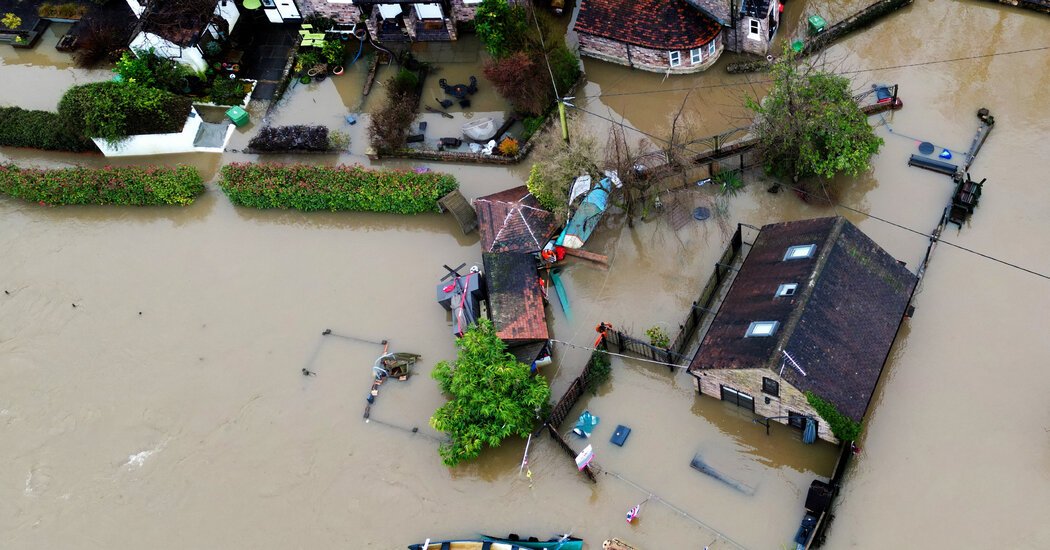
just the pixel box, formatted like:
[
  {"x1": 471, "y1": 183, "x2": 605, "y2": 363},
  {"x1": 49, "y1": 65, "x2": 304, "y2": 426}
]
[
  {"x1": 462, "y1": 117, "x2": 497, "y2": 141},
  {"x1": 559, "y1": 177, "x2": 612, "y2": 249},
  {"x1": 549, "y1": 268, "x2": 572, "y2": 322},
  {"x1": 408, "y1": 541, "x2": 521, "y2": 550},
  {"x1": 482, "y1": 534, "x2": 583, "y2": 550}
]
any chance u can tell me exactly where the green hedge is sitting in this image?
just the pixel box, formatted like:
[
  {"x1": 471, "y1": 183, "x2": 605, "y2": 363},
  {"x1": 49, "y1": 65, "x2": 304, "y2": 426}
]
[
  {"x1": 805, "y1": 391, "x2": 863, "y2": 442},
  {"x1": 58, "y1": 82, "x2": 192, "y2": 143},
  {"x1": 0, "y1": 165, "x2": 205, "y2": 206},
  {"x1": 218, "y1": 163, "x2": 459, "y2": 214},
  {"x1": 0, "y1": 107, "x2": 97, "y2": 152}
]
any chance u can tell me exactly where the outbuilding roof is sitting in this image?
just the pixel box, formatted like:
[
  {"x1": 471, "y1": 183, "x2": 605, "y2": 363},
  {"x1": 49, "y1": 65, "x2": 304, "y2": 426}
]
[
  {"x1": 475, "y1": 186, "x2": 556, "y2": 254},
  {"x1": 482, "y1": 252, "x2": 549, "y2": 344},
  {"x1": 689, "y1": 217, "x2": 917, "y2": 422},
  {"x1": 574, "y1": 0, "x2": 721, "y2": 50}
]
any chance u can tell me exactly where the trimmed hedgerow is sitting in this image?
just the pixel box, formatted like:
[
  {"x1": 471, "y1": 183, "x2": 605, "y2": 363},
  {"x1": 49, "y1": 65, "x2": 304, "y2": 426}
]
[
  {"x1": 218, "y1": 163, "x2": 458, "y2": 214},
  {"x1": 248, "y1": 125, "x2": 330, "y2": 152},
  {"x1": 0, "y1": 107, "x2": 97, "y2": 152},
  {"x1": 58, "y1": 82, "x2": 192, "y2": 143},
  {"x1": 0, "y1": 164, "x2": 205, "y2": 206}
]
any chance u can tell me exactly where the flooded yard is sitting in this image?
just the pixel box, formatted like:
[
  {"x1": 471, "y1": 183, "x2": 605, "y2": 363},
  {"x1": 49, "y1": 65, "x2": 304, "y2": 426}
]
[{"x1": 3, "y1": 0, "x2": 1050, "y2": 548}]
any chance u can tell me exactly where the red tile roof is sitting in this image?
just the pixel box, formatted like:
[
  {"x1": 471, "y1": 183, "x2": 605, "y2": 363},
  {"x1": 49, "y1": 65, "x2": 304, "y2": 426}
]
[
  {"x1": 475, "y1": 186, "x2": 557, "y2": 254},
  {"x1": 574, "y1": 0, "x2": 722, "y2": 50},
  {"x1": 482, "y1": 252, "x2": 549, "y2": 344}
]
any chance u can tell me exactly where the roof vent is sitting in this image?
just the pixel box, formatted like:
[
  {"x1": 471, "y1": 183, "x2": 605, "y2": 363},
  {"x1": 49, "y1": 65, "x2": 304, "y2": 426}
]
[{"x1": 776, "y1": 283, "x2": 798, "y2": 297}]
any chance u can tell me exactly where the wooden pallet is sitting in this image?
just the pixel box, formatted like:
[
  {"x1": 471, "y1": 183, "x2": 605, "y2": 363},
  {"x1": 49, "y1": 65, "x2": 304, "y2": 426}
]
[{"x1": 437, "y1": 190, "x2": 478, "y2": 235}]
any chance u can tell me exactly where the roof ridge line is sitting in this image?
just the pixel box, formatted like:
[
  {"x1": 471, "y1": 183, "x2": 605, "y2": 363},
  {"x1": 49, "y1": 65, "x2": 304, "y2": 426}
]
[{"x1": 766, "y1": 217, "x2": 846, "y2": 372}]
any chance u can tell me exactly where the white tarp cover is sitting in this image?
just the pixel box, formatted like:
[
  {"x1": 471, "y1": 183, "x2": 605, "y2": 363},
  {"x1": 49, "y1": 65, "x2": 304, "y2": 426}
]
[
  {"x1": 377, "y1": 4, "x2": 403, "y2": 18},
  {"x1": 568, "y1": 174, "x2": 592, "y2": 205},
  {"x1": 414, "y1": 3, "x2": 443, "y2": 19}
]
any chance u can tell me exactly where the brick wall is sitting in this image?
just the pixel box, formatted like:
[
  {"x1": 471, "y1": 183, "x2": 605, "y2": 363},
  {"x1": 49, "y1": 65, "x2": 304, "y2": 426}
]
[
  {"x1": 298, "y1": 0, "x2": 362, "y2": 24},
  {"x1": 692, "y1": 368, "x2": 841, "y2": 444},
  {"x1": 579, "y1": 32, "x2": 723, "y2": 75}
]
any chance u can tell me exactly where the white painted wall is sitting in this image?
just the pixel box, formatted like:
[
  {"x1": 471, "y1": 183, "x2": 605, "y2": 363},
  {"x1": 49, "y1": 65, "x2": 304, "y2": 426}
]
[
  {"x1": 130, "y1": 31, "x2": 208, "y2": 72},
  {"x1": 125, "y1": 0, "x2": 145, "y2": 17},
  {"x1": 91, "y1": 108, "x2": 234, "y2": 157}
]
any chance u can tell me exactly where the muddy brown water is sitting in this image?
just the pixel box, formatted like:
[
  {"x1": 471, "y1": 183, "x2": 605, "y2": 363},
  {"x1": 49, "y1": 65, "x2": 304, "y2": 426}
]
[{"x1": 3, "y1": 1, "x2": 1050, "y2": 548}]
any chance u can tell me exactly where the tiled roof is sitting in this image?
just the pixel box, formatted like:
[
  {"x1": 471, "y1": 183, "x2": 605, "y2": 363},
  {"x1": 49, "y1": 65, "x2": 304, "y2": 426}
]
[
  {"x1": 482, "y1": 252, "x2": 549, "y2": 344},
  {"x1": 475, "y1": 186, "x2": 557, "y2": 254},
  {"x1": 690, "y1": 217, "x2": 917, "y2": 422},
  {"x1": 574, "y1": 0, "x2": 722, "y2": 50}
]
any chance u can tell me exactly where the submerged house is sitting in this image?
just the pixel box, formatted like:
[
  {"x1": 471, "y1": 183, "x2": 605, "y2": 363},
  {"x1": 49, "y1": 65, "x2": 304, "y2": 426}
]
[
  {"x1": 299, "y1": 0, "x2": 487, "y2": 42},
  {"x1": 126, "y1": 0, "x2": 240, "y2": 72},
  {"x1": 574, "y1": 0, "x2": 781, "y2": 74},
  {"x1": 688, "y1": 217, "x2": 917, "y2": 444}
]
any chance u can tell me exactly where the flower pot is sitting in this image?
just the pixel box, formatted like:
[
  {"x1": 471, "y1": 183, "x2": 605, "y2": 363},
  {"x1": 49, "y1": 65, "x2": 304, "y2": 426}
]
[
  {"x1": 332, "y1": 65, "x2": 344, "y2": 76},
  {"x1": 307, "y1": 67, "x2": 321, "y2": 77}
]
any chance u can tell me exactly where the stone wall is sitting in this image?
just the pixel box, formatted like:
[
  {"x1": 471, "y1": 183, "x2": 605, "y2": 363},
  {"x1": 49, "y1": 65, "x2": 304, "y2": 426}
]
[
  {"x1": 298, "y1": 0, "x2": 362, "y2": 24},
  {"x1": 692, "y1": 368, "x2": 841, "y2": 444},
  {"x1": 450, "y1": 0, "x2": 480, "y2": 23},
  {"x1": 578, "y1": 33, "x2": 723, "y2": 75}
]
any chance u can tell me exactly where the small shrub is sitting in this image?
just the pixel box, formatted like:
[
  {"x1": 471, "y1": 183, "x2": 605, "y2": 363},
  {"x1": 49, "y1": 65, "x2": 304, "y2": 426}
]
[
  {"x1": 391, "y1": 68, "x2": 420, "y2": 95},
  {"x1": 218, "y1": 163, "x2": 458, "y2": 214},
  {"x1": 58, "y1": 82, "x2": 192, "y2": 143},
  {"x1": 328, "y1": 130, "x2": 350, "y2": 151},
  {"x1": 75, "y1": 16, "x2": 130, "y2": 68},
  {"x1": 497, "y1": 137, "x2": 519, "y2": 157},
  {"x1": 715, "y1": 169, "x2": 744, "y2": 196},
  {"x1": 483, "y1": 52, "x2": 550, "y2": 116},
  {"x1": 474, "y1": 0, "x2": 529, "y2": 58},
  {"x1": 584, "y1": 349, "x2": 611, "y2": 395},
  {"x1": 2, "y1": 13, "x2": 22, "y2": 30},
  {"x1": 304, "y1": 14, "x2": 335, "y2": 31},
  {"x1": 248, "y1": 125, "x2": 331, "y2": 152},
  {"x1": 38, "y1": 3, "x2": 88, "y2": 19},
  {"x1": 209, "y1": 77, "x2": 248, "y2": 106},
  {"x1": 321, "y1": 39, "x2": 346, "y2": 65},
  {"x1": 115, "y1": 49, "x2": 195, "y2": 94},
  {"x1": 0, "y1": 107, "x2": 97, "y2": 152},
  {"x1": 368, "y1": 80, "x2": 420, "y2": 153},
  {"x1": 0, "y1": 165, "x2": 205, "y2": 206},
  {"x1": 521, "y1": 115, "x2": 545, "y2": 141},
  {"x1": 296, "y1": 50, "x2": 321, "y2": 73},
  {"x1": 646, "y1": 326, "x2": 670, "y2": 348}
]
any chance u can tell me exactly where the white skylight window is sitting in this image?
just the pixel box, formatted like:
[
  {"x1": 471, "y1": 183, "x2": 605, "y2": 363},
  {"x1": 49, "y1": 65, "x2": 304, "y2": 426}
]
[
  {"x1": 745, "y1": 321, "x2": 780, "y2": 337},
  {"x1": 776, "y1": 283, "x2": 798, "y2": 297},
  {"x1": 783, "y1": 244, "x2": 816, "y2": 260}
]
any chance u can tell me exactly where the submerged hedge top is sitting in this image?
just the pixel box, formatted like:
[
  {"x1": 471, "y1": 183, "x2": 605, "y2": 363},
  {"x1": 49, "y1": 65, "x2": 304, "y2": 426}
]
[
  {"x1": 0, "y1": 164, "x2": 205, "y2": 206},
  {"x1": 218, "y1": 163, "x2": 459, "y2": 214}
]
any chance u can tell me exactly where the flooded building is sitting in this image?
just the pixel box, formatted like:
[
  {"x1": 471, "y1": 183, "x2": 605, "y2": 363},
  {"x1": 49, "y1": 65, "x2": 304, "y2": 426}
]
[
  {"x1": 127, "y1": 0, "x2": 240, "y2": 72},
  {"x1": 689, "y1": 217, "x2": 917, "y2": 444},
  {"x1": 299, "y1": 0, "x2": 487, "y2": 43},
  {"x1": 574, "y1": 0, "x2": 780, "y2": 73}
]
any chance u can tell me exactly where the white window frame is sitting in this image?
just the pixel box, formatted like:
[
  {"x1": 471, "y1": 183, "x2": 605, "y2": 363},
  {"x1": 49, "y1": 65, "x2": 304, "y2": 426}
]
[
  {"x1": 707, "y1": 39, "x2": 716, "y2": 56},
  {"x1": 776, "y1": 283, "x2": 798, "y2": 297},
  {"x1": 689, "y1": 48, "x2": 702, "y2": 65},
  {"x1": 783, "y1": 244, "x2": 816, "y2": 260},
  {"x1": 668, "y1": 50, "x2": 681, "y2": 67},
  {"x1": 748, "y1": 18, "x2": 761, "y2": 37},
  {"x1": 745, "y1": 321, "x2": 780, "y2": 337},
  {"x1": 462, "y1": 0, "x2": 483, "y2": 4}
]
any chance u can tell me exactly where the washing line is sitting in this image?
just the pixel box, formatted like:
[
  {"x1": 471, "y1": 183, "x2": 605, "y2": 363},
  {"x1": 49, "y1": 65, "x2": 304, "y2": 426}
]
[
  {"x1": 876, "y1": 114, "x2": 959, "y2": 153},
  {"x1": 604, "y1": 469, "x2": 750, "y2": 550}
]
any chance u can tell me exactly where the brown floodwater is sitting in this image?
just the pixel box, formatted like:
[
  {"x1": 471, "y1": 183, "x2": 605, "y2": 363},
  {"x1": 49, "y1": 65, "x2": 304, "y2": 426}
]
[{"x1": 3, "y1": 0, "x2": 1050, "y2": 548}]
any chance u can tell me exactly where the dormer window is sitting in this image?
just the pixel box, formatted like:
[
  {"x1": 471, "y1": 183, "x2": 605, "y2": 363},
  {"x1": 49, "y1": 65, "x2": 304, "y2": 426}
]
[
  {"x1": 776, "y1": 283, "x2": 798, "y2": 297},
  {"x1": 745, "y1": 321, "x2": 779, "y2": 337},
  {"x1": 783, "y1": 244, "x2": 816, "y2": 260}
]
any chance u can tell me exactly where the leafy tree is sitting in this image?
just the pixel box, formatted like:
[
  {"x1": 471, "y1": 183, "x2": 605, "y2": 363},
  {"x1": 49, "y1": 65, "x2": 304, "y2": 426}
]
[
  {"x1": 474, "y1": 0, "x2": 528, "y2": 59},
  {"x1": 746, "y1": 50, "x2": 883, "y2": 184},
  {"x1": 430, "y1": 320, "x2": 551, "y2": 466}
]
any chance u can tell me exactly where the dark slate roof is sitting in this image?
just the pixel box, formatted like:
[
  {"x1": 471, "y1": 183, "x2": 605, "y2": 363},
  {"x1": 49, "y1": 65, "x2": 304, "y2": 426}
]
[
  {"x1": 683, "y1": 0, "x2": 730, "y2": 26},
  {"x1": 141, "y1": 0, "x2": 219, "y2": 47},
  {"x1": 690, "y1": 217, "x2": 917, "y2": 422},
  {"x1": 741, "y1": 0, "x2": 773, "y2": 18},
  {"x1": 574, "y1": 0, "x2": 721, "y2": 50},
  {"x1": 482, "y1": 252, "x2": 549, "y2": 344},
  {"x1": 475, "y1": 186, "x2": 557, "y2": 254}
]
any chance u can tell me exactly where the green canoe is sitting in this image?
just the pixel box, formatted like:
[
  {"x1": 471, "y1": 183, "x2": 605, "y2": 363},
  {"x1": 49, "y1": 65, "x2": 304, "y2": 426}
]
[{"x1": 481, "y1": 534, "x2": 583, "y2": 550}]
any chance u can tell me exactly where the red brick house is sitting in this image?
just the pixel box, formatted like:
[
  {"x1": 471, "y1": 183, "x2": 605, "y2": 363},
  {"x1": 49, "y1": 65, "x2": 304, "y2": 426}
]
[
  {"x1": 689, "y1": 217, "x2": 916, "y2": 444},
  {"x1": 574, "y1": 0, "x2": 781, "y2": 73}
]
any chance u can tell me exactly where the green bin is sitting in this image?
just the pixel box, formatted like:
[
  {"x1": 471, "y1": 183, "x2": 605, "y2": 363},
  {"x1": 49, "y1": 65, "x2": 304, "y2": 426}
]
[
  {"x1": 807, "y1": 15, "x2": 827, "y2": 35},
  {"x1": 225, "y1": 105, "x2": 250, "y2": 127}
]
